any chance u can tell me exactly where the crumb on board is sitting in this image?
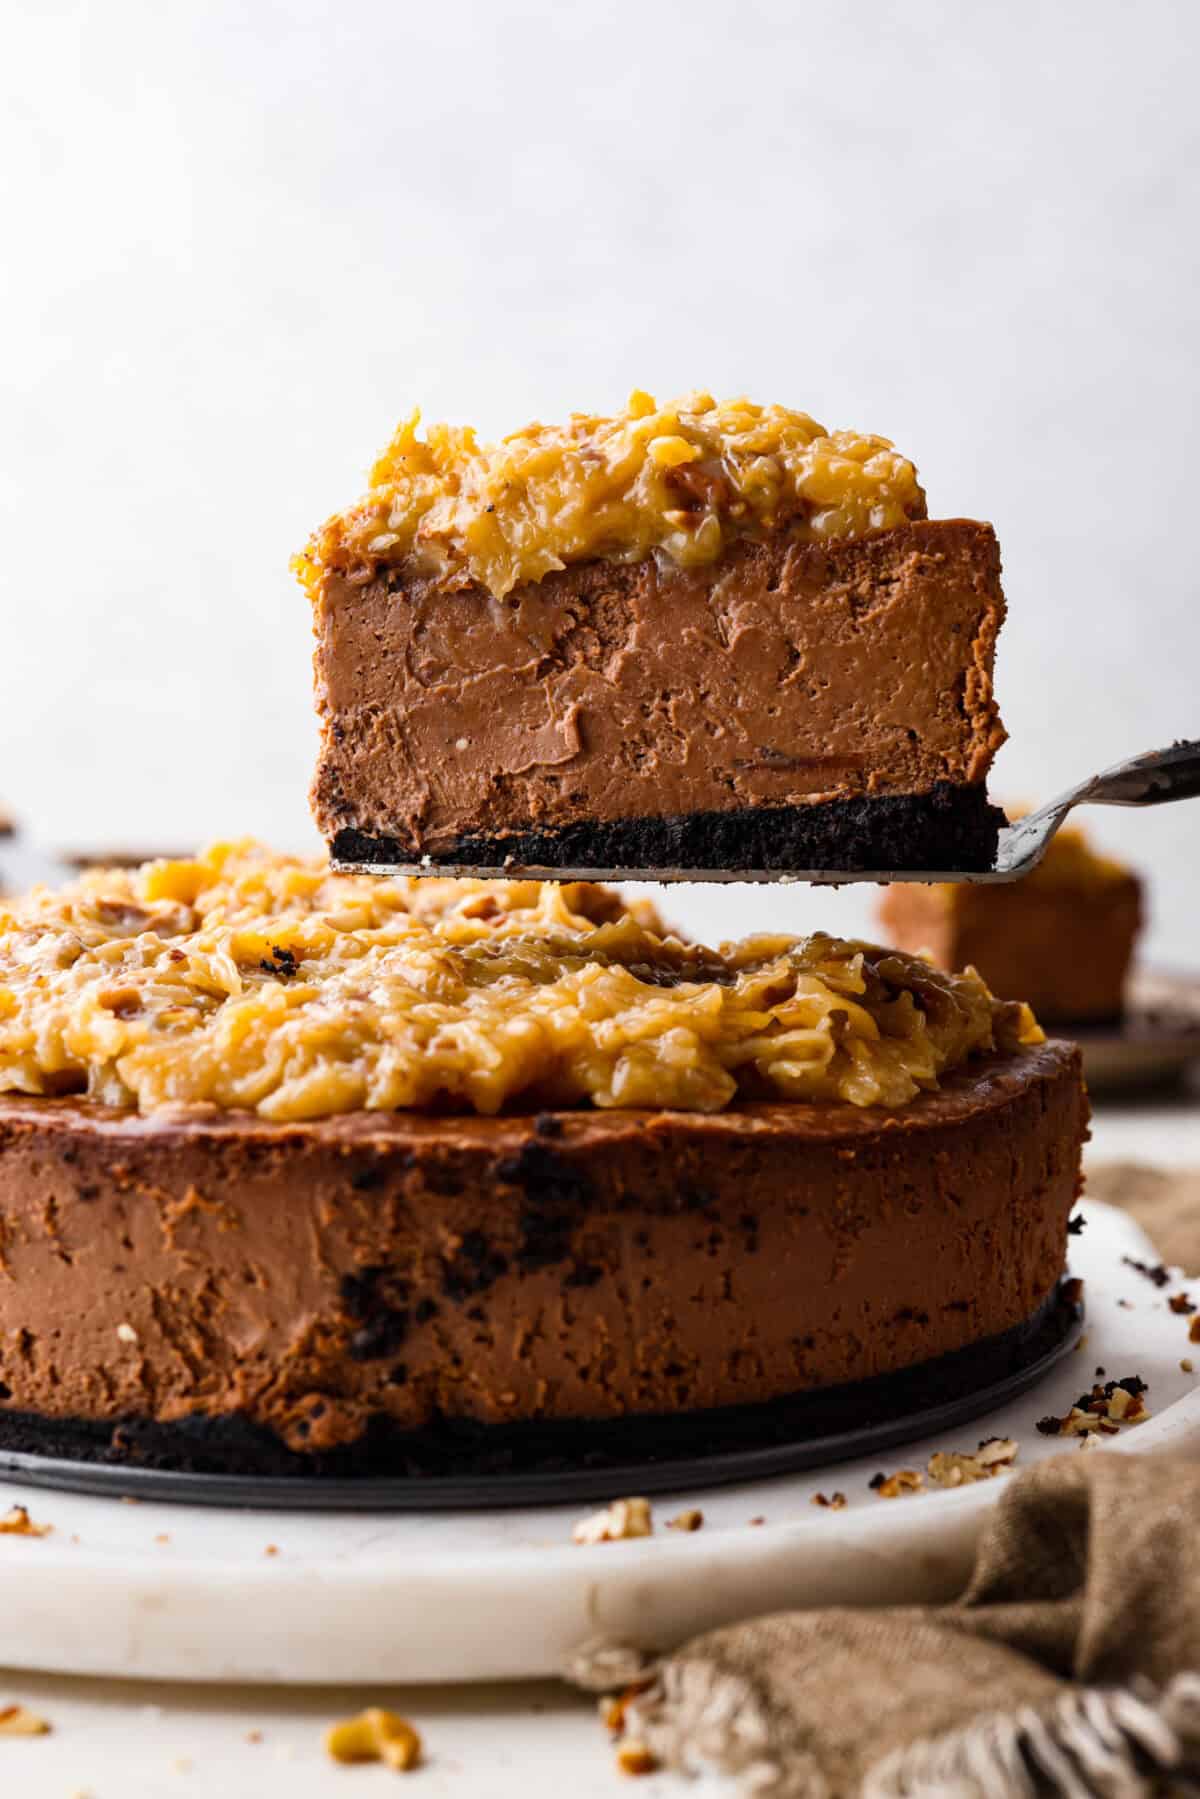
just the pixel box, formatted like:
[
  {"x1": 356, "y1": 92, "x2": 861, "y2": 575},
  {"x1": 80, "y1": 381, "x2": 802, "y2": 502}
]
[
  {"x1": 1122, "y1": 1256, "x2": 1169, "y2": 1288},
  {"x1": 665, "y1": 1508, "x2": 703, "y2": 1532},
  {"x1": 0, "y1": 1504, "x2": 52, "y2": 1538},
  {"x1": 0, "y1": 1704, "x2": 51, "y2": 1736},
  {"x1": 615, "y1": 1740, "x2": 659, "y2": 1776},
  {"x1": 867, "y1": 1436, "x2": 1018, "y2": 1500},
  {"x1": 1036, "y1": 1374, "x2": 1149, "y2": 1438},
  {"x1": 869, "y1": 1469, "x2": 923, "y2": 1499},
  {"x1": 573, "y1": 1498, "x2": 652, "y2": 1545},
  {"x1": 927, "y1": 1437, "x2": 1018, "y2": 1489}
]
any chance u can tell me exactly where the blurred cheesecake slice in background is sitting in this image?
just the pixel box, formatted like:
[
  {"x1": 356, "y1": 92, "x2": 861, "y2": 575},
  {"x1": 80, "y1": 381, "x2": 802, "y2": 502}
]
[{"x1": 878, "y1": 817, "x2": 1143, "y2": 1027}]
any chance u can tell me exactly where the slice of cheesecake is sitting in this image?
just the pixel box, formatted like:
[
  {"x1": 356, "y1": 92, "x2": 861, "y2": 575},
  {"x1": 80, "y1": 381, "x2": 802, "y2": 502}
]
[{"x1": 297, "y1": 393, "x2": 1007, "y2": 877}]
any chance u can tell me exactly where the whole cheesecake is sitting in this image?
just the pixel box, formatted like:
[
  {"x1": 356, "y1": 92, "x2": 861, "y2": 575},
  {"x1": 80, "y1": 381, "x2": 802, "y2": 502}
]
[
  {"x1": 0, "y1": 846, "x2": 1088, "y2": 1476},
  {"x1": 297, "y1": 393, "x2": 1008, "y2": 877}
]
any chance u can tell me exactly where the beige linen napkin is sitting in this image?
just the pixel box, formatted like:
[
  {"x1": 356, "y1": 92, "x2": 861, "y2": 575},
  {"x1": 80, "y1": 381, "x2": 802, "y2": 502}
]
[
  {"x1": 571, "y1": 1165, "x2": 1200, "y2": 1796},
  {"x1": 1087, "y1": 1162, "x2": 1200, "y2": 1274},
  {"x1": 574, "y1": 1457, "x2": 1200, "y2": 1796}
]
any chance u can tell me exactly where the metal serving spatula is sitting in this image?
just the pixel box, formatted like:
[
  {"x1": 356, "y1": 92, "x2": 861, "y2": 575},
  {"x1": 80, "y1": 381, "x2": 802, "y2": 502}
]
[
  {"x1": 329, "y1": 739, "x2": 1200, "y2": 886},
  {"x1": 977, "y1": 739, "x2": 1200, "y2": 886}
]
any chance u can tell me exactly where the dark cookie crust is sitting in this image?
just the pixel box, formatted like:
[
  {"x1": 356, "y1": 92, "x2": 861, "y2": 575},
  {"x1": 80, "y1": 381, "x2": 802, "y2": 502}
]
[{"x1": 332, "y1": 782, "x2": 1005, "y2": 876}]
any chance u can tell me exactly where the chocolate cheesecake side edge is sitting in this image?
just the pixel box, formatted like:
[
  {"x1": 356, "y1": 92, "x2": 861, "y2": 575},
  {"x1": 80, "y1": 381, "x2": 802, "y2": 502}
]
[
  {"x1": 0, "y1": 1043, "x2": 1087, "y2": 1476},
  {"x1": 310, "y1": 518, "x2": 1008, "y2": 871}
]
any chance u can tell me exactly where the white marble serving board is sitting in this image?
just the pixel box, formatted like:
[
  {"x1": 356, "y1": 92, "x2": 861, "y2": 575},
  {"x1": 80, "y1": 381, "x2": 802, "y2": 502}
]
[{"x1": 0, "y1": 1198, "x2": 1195, "y2": 1686}]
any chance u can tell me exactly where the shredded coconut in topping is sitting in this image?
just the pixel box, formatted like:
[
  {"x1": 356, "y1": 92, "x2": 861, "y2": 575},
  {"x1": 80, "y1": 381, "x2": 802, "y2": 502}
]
[
  {"x1": 0, "y1": 842, "x2": 1041, "y2": 1123},
  {"x1": 294, "y1": 390, "x2": 927, "y2": 603}
]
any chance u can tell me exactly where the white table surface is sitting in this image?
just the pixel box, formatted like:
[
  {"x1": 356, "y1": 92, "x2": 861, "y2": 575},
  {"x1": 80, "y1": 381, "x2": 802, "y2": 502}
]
[{"x1": 2, "y1": 1095, "x2": 1197, "y2": 1799}]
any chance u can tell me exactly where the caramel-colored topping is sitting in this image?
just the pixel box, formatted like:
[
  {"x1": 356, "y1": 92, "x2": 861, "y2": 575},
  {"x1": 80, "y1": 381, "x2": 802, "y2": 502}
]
[
  {"x1": 295, "y1": 390, "x2": 927, "y2": 603},
  {"x1": 0, "y1": 843, "x2": 1039, "y2": 1122}
]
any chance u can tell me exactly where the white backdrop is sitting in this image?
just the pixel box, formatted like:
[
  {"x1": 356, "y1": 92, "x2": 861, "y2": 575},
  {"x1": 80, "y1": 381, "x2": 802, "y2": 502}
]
[{"x1": 2, "y1": 0, "x2": 1197, "y2": 959}]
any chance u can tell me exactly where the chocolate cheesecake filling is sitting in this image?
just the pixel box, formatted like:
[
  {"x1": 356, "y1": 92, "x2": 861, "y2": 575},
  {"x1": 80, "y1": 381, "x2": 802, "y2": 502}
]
[{"x1": 310, "y1": 520, "x2": 1007, "y2": 870}]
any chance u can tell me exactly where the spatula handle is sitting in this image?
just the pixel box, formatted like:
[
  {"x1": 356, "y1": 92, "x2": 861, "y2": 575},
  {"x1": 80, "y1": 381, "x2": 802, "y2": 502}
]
[{"x1": 1083, "y1": 739, "x2": 1200, "y2": 808}]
